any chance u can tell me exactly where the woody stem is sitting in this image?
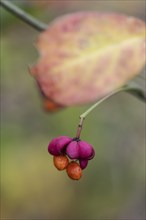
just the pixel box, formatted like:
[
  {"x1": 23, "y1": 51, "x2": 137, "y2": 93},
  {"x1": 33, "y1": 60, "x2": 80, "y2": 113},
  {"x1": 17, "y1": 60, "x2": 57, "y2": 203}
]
[{"x1": 0, "y1": 0, "x2": 47, "y2": 31}]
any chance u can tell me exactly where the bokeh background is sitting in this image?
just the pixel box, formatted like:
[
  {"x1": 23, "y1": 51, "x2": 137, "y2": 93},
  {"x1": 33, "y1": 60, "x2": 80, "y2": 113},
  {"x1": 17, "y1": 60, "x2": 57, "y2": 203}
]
[{"x1": 1, "y1": 0, "x2": 145, "y2": 219}]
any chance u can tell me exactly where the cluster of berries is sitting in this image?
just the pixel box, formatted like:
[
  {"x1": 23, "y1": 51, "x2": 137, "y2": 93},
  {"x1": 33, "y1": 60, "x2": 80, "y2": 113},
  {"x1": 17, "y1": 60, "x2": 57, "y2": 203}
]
[{"x1": 48, "y1": 136, "x2": 95, "y2": 180}]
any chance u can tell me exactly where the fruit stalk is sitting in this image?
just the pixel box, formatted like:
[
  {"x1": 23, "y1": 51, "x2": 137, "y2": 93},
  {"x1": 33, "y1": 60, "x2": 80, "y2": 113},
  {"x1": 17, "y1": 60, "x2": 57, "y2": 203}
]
[{"x1": 75, "y1": 85, "x2": 144, "y2": 138}]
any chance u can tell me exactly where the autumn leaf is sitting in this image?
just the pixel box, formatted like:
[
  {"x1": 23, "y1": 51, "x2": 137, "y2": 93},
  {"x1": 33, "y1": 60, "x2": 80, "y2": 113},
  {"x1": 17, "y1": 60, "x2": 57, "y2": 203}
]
[{"x1": 30, "y1": 12, "x2": 145, "y2": 110}]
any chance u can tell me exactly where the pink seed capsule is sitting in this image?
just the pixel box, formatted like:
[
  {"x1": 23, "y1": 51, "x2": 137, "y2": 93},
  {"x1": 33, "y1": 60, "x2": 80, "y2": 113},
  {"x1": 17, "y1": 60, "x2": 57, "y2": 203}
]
[
  {"x1": 48, "y1": 136, "x2": 72, "y2": 155},
  {"x1": 66, "y1": 141, "x2": 80, "y2": 159},
  {"x1": 48, "y1": 136, "x2": 61, "y2": 156},
  {"x1": 56, "y1": 136, "x2": 72, "y2": 153},
  {"x1": 78, "y1": 141, "x2": 93, "y2": 159},
  {"x1": 79, "y1": 159, "x2": 88, "y2": 169},
  {"x1": 88, "y1": 148, "x2": 95, "y2": 160}
]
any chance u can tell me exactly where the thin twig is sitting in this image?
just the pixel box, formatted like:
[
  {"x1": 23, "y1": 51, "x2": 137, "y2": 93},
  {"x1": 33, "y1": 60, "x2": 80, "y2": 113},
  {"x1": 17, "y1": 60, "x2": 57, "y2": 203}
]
[
  {"x1": 0, "y1": 0, "x2": 48, "y2": 31},
  {"x1": 75, "y1": 84, "x2": 146, "y2": 138}
]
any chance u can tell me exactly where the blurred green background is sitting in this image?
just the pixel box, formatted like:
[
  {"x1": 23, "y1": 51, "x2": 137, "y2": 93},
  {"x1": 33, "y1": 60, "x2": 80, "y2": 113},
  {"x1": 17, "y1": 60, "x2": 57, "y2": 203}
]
[{"x1": 1, "y1": 0, "x2": 145, "y2": 219}]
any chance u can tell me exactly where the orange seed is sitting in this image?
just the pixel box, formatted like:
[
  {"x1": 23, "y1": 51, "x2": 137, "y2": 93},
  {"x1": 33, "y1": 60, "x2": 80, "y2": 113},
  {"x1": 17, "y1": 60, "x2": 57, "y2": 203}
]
[
  {"x1": 66, "y1": 161, "x2": 82, "y2": 180},
  {"x1": 53, "y1": 155, "x2": 69, "y2": 170}
]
